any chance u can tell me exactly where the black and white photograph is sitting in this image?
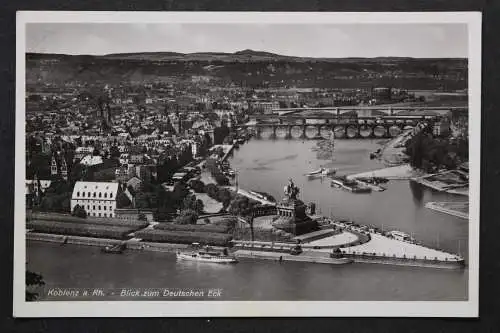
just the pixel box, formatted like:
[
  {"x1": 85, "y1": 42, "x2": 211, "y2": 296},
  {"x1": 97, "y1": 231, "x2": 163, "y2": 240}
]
[{"x1": 14, "y1": 12, "x2": 481, "y2": 317}]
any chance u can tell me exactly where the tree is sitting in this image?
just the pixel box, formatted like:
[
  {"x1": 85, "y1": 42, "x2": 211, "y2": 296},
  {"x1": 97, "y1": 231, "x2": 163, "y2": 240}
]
[
  {"x1": 214, "y1": 125, "x2": 230, "y2": 145},
  {"x1": 204, "y1": 183, "x2": 218, "y2": 199},
  {"x1": 69, "y1": 163, "x2": 85, "y2": 182},
  {"x1": 213, "y1": 173, "x2": 229, "y2": 186},
  {"x1": 72, "y1": 204, "x2": 87, "y2": 218},
  {"x1": 182, "y1": 194, "x2": 197, "y2": 211},
  {"x1": 189, "y1": 179, "x2": 205, "y2": 193},
  {"x1": 174, "y1": 209, "x2": 198, "y2": 225},
  {"x1": 154, "y1": 206, "x2": 176, "y2": 222},
  {"x1": 172, "y1": 182, "x2": 189, "y2": 205},
  {"x1": 216, "y1": 188, "x2": 232, "y2": 207},
  {"x1": 135, "y1": 192, "x2": 151, "y2": 209},
  {"x1": 194, "y1": 199, "x2": 204, "y2": 214},
  {"x1": 110, "y1": 145, "x2": 120, "y2": 159},
  {"x1": 116, "y1": 192, "x2": 132, "y2": 208},
  {"x1": 127, "y1": 185, "x2": 136, "y2": 197},
  {"x1": 26, "y1": 270, "x2": 45, "y2": 301},
  {"x1": 228, "y1": 196, "x2": 251, "y2": 216}
]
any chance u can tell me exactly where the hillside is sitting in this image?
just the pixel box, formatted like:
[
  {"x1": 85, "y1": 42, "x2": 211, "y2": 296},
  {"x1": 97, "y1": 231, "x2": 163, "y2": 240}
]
[{"x1": 25, "y1": 50, "x2": 468, "y2": 90}]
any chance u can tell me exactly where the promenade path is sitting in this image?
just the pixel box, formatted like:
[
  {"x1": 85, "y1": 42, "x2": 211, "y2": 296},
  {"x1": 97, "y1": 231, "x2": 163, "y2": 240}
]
[
  {"x1": 339, "y1": 233, "x2": 461, "y2": 262},
  {"x1": 193, "y1": 192, "x2": 223, "y2": 214},
  {"x1": 228, "y1": 186, "x2": 276, "y2": 206},
  {"x1": 306, "y1": 232, "x2": 358, "y2": 247}
]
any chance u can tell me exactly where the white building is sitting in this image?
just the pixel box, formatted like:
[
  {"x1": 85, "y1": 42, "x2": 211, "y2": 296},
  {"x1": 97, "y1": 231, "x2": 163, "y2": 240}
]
[
  {"x1": 80, "y1": 155, "x2": 104, "y2": 167},
  {"x1": 25, "y1": 179, "x2": 52, "y2": 195},
  {"x1": 75, "y1": 146, "x2": 95, "y2": 160},
  {"x1": 71, "y1": 181, "x2": 119, "y2": 218},
  {"x1": 119, "y1": 153, "x2": 130, "y2": 165}
]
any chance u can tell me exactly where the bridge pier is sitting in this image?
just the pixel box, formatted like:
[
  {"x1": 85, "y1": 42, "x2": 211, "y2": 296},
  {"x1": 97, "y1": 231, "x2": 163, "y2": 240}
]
[
  {"x1": 271, "y1": 125, "x2": 277, "y2": 139},
  {"x1": 255, "y1": 126, "x2": 261, "y2": 139}
]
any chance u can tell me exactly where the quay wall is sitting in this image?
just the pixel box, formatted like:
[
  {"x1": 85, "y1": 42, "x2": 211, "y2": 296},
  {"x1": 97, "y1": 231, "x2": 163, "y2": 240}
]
[
  {"x1": 343, "y1": 253, "x2": 465, "y2": 269},
  {"x1": 27, "y1": 232, "x2": 123, "y2": 247},
  {"x1": 26, "y1": 232, "x2": 219, "y2": 253},
  {"x1": 425, "y1": 202, "x2": 468, "y2": 219}
]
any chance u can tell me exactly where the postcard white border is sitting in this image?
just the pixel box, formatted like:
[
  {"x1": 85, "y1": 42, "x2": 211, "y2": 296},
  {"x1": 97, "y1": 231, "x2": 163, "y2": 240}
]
[{"x1": 14, "y1": 11, "x2": 481, "y2": 317}]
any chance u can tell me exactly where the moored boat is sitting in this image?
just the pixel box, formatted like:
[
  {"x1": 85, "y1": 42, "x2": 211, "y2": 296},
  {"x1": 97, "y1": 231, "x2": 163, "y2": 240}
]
[
  {"x1": 101, "y1": 243, "x2": 126, "y2": 254},
  {"x1": 176, "y1": 246, "x2": 238, "y2": 264},
  {"x1": 306, "y1": 167, "x2": 336, "y2": 177}
]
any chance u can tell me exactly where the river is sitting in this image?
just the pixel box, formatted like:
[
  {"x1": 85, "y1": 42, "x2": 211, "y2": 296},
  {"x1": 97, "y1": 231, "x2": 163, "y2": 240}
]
[{"x1": 26, "y1": 138, "x2": 469, "y2": 301}]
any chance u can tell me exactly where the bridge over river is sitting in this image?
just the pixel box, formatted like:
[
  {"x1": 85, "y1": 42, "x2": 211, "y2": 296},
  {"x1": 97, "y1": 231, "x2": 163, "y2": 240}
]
[{"x1": 239, "y1": 105, "x2": 464, "y2": 139}]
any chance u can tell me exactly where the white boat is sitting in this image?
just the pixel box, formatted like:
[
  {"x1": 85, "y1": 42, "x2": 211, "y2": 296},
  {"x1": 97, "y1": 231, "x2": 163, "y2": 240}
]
[
  {"x1": 176, "y1": 247, "x2": 238, "y2": 264},
  {"x1": 387, "y1": 230, "x2": 415, "y2": 243},
  {"x1": 306, "y1": 167, "x2": 336, "y2": 177}
]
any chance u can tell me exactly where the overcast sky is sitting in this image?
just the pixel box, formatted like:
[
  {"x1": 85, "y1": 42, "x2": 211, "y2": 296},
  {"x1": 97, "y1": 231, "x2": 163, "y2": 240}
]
[{"x1": 26, "y1": 23, "x2": 468, "y2": 58}]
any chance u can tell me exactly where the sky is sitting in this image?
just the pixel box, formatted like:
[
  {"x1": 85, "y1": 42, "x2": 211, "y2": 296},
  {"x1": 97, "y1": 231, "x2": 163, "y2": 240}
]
[{"x1": 26, "y1": 23, "x2": 468, "y2": 58}]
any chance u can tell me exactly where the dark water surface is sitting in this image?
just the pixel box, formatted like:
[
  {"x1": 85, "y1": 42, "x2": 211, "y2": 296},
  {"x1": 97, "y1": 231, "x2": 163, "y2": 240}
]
[{"x1": 27, "y1": 138, "x2": 469, "y2": 301}]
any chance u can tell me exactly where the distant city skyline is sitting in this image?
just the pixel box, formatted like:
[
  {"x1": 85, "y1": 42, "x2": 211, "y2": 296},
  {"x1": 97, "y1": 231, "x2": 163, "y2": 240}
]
[{"x1": 26, "y1": 23, "x2": 468, "y2": 58}]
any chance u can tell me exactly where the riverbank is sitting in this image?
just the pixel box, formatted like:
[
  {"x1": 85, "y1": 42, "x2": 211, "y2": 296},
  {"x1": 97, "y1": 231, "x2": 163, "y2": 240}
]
[
  {"x1": 413, "y1": 172, "x2": 469, "y2": 197},
  {"x1": 378, "y1": 129, "x2": 413, "y2": 166},
  {"x1": 26, "y1": 232, "x2": 228, "y2": 253},
  {"x1": 425, "y1": 201, "x2": 468, "y2": 219},
  {"x1": 231, "y1": 217, "x2": 465, "y2": 270},
  {"x1": 347, "y1": 164, "x2": 420, "y2": 180}
]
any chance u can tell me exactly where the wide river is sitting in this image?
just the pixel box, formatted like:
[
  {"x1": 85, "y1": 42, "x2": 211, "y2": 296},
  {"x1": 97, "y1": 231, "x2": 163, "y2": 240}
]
[{"x1": 27, "y1": 138, "x2": 469, "y2": 301}]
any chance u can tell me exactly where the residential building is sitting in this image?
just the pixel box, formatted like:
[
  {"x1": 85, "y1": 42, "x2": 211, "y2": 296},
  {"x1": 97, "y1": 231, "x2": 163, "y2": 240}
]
[
  {"x1": 75, "y1": 146, "x2": 95, "y2": 160},
  {"x1": 71, "y1": 181, "x2": 119, "y2": 218},
  {"x1": 80, "y1": 155, "x2": 104, "y2": 167}
]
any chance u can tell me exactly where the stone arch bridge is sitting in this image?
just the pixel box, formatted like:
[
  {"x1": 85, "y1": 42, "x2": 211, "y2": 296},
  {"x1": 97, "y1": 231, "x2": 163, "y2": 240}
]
[
  {"x1": 239, "y1": 115, "x2": 437, "y2": 139},
  {"x1": 238, "y1": 105, "x2": 466, "y2": 139}
]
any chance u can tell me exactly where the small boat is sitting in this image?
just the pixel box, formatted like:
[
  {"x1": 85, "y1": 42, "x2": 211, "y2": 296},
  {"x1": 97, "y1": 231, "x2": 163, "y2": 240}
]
[
  {"x1": 101, "y1": 243, "x2": 126, "y2": 254},
  {"x1": 306, "y1": 168, "x2": 323, "y2": 176},
  {"x1": 290, "y1": 245, "x2": 303, "y2": 255},
  {"x1": 387, "y1": 231, "x2": 416, "y2": 243},
  {"x1": 177, "y1": 246, "x2": 238, "y2": 264},
  {"x1": 306, "y1": 167, "x2": 336, "y2": 177},
  {"x1": 225, "y1": 169, "x2": 236, "y2": 178}
]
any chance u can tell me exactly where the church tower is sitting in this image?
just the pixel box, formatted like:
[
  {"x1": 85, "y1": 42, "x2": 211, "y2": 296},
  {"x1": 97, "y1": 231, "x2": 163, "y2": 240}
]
[{"x1": 50, "y1": 155, "x2": 58, "y2": 177}]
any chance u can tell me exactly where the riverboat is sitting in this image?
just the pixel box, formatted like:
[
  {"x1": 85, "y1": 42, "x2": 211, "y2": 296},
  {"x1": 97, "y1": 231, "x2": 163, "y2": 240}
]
[
  {"x1": 290, "y1": 245, "x2": 303, "y2": 255},
  {"x1": 387, "y1": 230, "x2": 415, "y2": 243},
  {"x1": 176, "y1": 246, "x2": 238, "y2": 264},
  {"x1": 101, "y1": 243, "x2": 126, "y2": 254},
  {"x1": 306, "y1": 167, "x2": 336, "y2": 177}
]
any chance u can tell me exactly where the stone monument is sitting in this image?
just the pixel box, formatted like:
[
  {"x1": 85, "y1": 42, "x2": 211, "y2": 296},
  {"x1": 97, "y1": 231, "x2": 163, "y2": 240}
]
[{"x1": 273, "y1": 179, "x2": 317, "y2": 235}]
